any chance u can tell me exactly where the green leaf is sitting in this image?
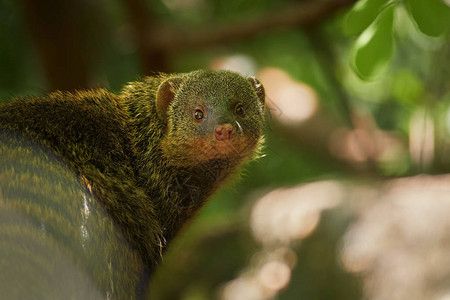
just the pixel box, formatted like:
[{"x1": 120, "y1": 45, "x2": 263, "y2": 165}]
[
  {"x1": 351, "y1": 5, "x2": 394, "y2": 80},
  {"x1": 406, "y1": 0, "x2": 450, "y2": 37},
  {"x1": 344, "y1": 0, "x2": 390, "y2": 35}
]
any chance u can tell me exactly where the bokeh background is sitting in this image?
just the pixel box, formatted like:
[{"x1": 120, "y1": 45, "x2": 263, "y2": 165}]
[{"x1": 1, "y1": 0, "x2": 449, "y2": 299}]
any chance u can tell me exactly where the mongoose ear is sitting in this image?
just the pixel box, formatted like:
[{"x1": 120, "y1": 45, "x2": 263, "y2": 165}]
[
  {"x1": 248, "y1": 77, "x2": 265, "y2": 105},
  {"x1": 156, "y1": 77, "x2": 183, "y2": 121}
]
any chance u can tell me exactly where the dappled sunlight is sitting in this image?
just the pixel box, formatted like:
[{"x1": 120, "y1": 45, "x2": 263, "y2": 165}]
[
  {"x1": 257, "y1": 260, "x2": 291, "y2": 291},
  {"x1": 328, "y1": 115, "x2": 407, "y2": 173},
  {"x1": 341, "y1": 175, "x2": 450, "y2": 300},
  {"x1": 220, "y1": 251, "x2": 293, "y2": 300},
  {"x1": 251, "y1": 181, "x2": 343, "y2": 245},
  {"x1": 257, "y1": 68, "x2": 318, "y2": 124},
  {"x1": 210, "y1": 55, "x2": 257, "y2": 76},
  {"x1": 221, "y1": 174, "x2": 450, "y2": 299},
  {"x1": 329, "y1": 127, "x2": 404, "y2": 163},
  {"x1": 220, "y1": 181, "x2": 343, "y2": 300},
  {"x1": 409, "y1": 109, "x2": 435, "y2": 169}
]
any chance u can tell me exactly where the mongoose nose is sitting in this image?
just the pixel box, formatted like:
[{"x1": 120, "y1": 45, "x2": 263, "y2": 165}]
[{"x1": 215, "y1": 124, "x2": 235, "y2": 141}]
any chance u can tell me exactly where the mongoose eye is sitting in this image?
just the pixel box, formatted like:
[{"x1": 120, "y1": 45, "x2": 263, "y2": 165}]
[
  {"x1": 235, "y1": 104, "x2": 245, "y2": 117},
  {"x1": 194, "y1": 108, "x2": 205, "y2": 120}
]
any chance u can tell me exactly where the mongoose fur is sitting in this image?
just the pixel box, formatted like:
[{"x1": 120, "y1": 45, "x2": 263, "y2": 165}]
[{"x1": 0, "y1": 69, "x2": 265, "y2": 298}]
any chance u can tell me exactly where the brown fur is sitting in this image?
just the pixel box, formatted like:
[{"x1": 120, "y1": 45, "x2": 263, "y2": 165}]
[{"x1": 0, "y1": 70, "x2": 265, "y2": 297}]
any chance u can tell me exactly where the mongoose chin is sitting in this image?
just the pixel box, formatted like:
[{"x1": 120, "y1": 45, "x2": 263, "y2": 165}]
[{"x1": 0, "y1": 69, "x2": 265, "y2": 298}]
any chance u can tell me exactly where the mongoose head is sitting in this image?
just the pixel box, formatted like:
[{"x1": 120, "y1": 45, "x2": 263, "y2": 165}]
[{"x1": 157, "y1": 70, "x2": 265, "y2": 167}]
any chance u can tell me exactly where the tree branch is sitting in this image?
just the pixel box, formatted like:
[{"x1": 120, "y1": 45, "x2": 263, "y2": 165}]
[
  {"x1": 119, "y1": 0, "x2": 357, "y2": 73},
  {"x1": 148, "y1": 0, "x2": 357, "y2": 52},
  {"x1": 117, "y1": 0, "x2": 170, "y2": 73},
  {"x1": 21, "y1": 0, "x2": 92, "y2": 90}
]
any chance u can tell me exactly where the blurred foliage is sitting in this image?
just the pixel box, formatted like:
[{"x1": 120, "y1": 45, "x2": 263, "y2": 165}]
[
  {"x1": 0, "y1": 0, "x2": 449, "y2": 299},
  {"x1": 351, "y1": 4, "x2": 394, "y2": 80},
  {"x1": 347, "y1": 0, "x2": 450, "y2": 79}
]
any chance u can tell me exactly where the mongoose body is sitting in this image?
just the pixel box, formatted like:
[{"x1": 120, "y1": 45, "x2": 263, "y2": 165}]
[{"x1": 0, "y1": 70, "x2": 265, "y2": 298}]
